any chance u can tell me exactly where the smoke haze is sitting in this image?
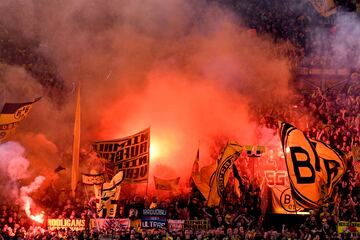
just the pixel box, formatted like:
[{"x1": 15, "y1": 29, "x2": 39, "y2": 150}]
[{"x1": 0, "y1": 0, "x2": 297, "y2": 189}]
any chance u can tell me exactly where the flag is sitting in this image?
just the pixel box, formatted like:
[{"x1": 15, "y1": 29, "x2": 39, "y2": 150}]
[
  {"x1": 309, "y1": 139, "x2": 346, "y2": 199},
  {"x1": 93, "y1": 128, "x2": 150, "y2": 183},
  {"x1": 95, "y1": 171, "x2": 124, "y2": 218},
  {"x1": 207, "y1": 142, "x2": 243, "y2": 206},
  {"x1": 0, "y1": 97, "x2": 41, "y2": 142},
  {"x1": 279, "y1": 122, "x2": 346, "y2": 209},
  {"x1": 191, "y1": 147, "x2": 200, "y2": 176},
  {"x1": 154, "y1": 176, "x2": 180, "y2": 191},
  {"x1": 82, "y1": 173, "x2": 105, "y2": 185},
  {"x1": 232, "y1": 164, "x2": 244, "y2": 198},
  {"x1": 308, "y1": 0, "x2": 337, "y2": 17},
  {"x1": 71, "y1": 82, "x2": 81, "y2": 198},
  {"x1": 191, "y1": 163, "x2": 216, "y2": 200},
  {"x1": 54, "y1": 165, "x2": 66, "y2": 173}
]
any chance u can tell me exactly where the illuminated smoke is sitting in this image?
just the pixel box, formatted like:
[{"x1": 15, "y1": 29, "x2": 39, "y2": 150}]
[
  {"x1": 0, "y1": 1, "x2": 294, "y2": 188},
  {"x1": 20, "y1": 176, "x2": 46, "y2": 224},
  {"x1": 0, "y1": 141, "x2": 29, "y2": 199}
]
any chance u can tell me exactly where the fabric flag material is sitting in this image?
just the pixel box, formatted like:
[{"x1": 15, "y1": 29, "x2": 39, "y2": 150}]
[
  {"x1": 94, "y1": 171, "x2": 124, "y2": 218},
  {"x1": 0, "y1": 97, "x2": 41, "y2": 142},
  {"x1": 207, "y1": 142, "x2": 243, "y2": 206},
  {"x1": 271, "y1": 185, "x2": 304, "y2": 214},
  {"x1": 232, "y1": 164, "x2": 244, "y2": 198},
  {"x1": 192, "y1": 163, "x2": 216, "y2": 200},
  {"x1": 54, "y1": 165, "x2": 66, "y2": 173},
  {"x1": 71, "y1": 82, "x2": 81, "y2": 198},
  {"x1": 309, "y1": 139, "x2": 346, "y2": 199},
  {"x1": 191, "y1": 148, "x2": 200, "y2": 176},
  {"x1": 93, "y1": 128, "x2": 150, "y2": 183},
  {"x1": 279, "y1": 122, "x2": 346, "y2": 209},
  {"x1": 154, "y1": 176, "x2": 180, "y2": 191},
  {"x1": 82, "y1": 173, "x2": 106, "y2": 185},
  {"x1": 308, "y1": 0, "x2": 337, "y2": 17}
]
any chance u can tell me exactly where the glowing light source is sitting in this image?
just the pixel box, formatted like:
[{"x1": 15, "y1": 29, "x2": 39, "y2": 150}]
[{"x1": 24, "y1": 197, "x2": 44, "y2": 224}]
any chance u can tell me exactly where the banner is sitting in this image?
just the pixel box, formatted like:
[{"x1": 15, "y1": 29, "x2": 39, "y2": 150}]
[
  {"x1": 94, "y1": 171, "x2": 124, "y2": 218},
  {"x1": 184, "y1": 220, "x2": 209, "y2": 230},
  {"x1": 271, "y1": 185, "x2": 303, "y2": 214},
  {"x1": 279, "y1": 122, "x2": 346, "y2": 209},
  {"x1": 154, "y1": 176, "x2": 180, "y2": 191},
  {"x1": 167, "y1": 220, "x2": 184, "y2": 232},
  {"x1": 93, "y1": 128, "x2": 150, "y2": 183},
  {"x1": 0, "y1": 97, "x2": 41, "y2": 142},
  {"x1": 89, "y1": 219, "x2": 130, "y2": 230},
  {"x1": 141, "y1": 209, "x2": 167, "y2": 229},
  {"x1": 207, "y1": 142, "x2": 243, "y2": 206},
  {"x1": 82, "y1": 173, "x2": 105, "y2": 185},
  {"x1": 308, "y1": 0, "x2": 337, "y2": 17},
  {"x1": 338, "y1": 221, "x2": 360, "y2": 234},
  {"x1": 47, "y1": 219, "x2": 86, "y2": 231}
]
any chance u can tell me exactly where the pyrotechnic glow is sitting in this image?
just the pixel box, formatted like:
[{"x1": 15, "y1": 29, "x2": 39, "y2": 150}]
[
  {"x1": 20, "y1": 176, "x2": 46, "y2": 224},
  {"x1": 23, "y1": 197, "x2": 44, "y2": 224}
]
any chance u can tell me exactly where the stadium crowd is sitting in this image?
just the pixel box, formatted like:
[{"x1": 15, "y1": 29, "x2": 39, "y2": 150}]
[
  {"x1": 0, "y1": 82, "x2": 359, "y2": 239},
  {"x1": 1, "y1": 0, "x2": 360, "y2": 240}
]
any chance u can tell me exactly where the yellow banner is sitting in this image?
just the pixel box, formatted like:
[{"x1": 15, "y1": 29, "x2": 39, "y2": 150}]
[
  {"x1": 93, "y1": 128, "x2": 150, "y2": 183},
  {"x1": 154, "y1": 176, "x2": 180, "y2": 191},
  {"x1": 82, "y1": 173, "x2": 105, "y2": 185},
  {"x1": 184, "y1": 220, "x2": 209, "y2": 230},
  {"x1": 338, "y1": 221, "x2": 360, "y2": 234},
  {"x1": 47, "y1": 219, "x2": 86, "y2": 231},
  {"x1": 207, "y1": 142, "x2": 243, "y2": 206},
  {"x1": 0, "y1": 97, "x2": 41, "y2": 142}
]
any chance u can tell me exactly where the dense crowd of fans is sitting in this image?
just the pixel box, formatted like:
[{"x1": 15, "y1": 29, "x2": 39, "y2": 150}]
[
  {"x1": 1, "y1": 0, "x2": 360, "y2": 239},
  {"x1": 0, "y1": 83, "x2": 358, "y2": 239}
]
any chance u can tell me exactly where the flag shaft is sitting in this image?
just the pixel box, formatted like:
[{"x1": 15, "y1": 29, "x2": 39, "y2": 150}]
[{"x1": 71, "y1": 81, "x2": 81, "y2": 198}]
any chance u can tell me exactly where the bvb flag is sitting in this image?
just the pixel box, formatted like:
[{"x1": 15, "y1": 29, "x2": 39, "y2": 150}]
[
  {"x1": 192, "y1": 163, "x2": 217, "y2": 200},
  {"x1": 308, "y1": 0, "x2": 337, "y2": 17},
  {"x1": 0, "y1": 97, "x2": 41, "y2": 142},
  {"x1": 207, "y1": 142, "x2": 243, "y2": 206},
  {"x1": 93, "y1": 128, "x2": 150, "y2": 183},
  {"x1": 154, "y1": 176, "x2": 180, "y2": 191},
  {"x1": 71, "y1": 82, "x2": 81, "y2": 198},
  {"x1": 94, "y1": 171, "x2": 124, "y2": 218},
  {"x1": 279, "y1": 122, "x2": 346, "y2": 209}
]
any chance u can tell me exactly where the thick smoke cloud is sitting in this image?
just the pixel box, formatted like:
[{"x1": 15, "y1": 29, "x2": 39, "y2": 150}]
[{"x1": 0, "y1": 0, "x2": 295, "y2": 188}]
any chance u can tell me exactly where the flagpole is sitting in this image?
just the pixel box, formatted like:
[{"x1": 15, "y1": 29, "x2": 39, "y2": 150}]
[{"x1": 71, "y1": 81, "x2": 81, "y2": 198}]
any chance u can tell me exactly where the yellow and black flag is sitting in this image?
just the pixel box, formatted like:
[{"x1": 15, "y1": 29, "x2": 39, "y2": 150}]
[
  {"x1": 309, "y1": 139, "x2": 346, "y2": 199},
  {"x1": 279, "y1": 122, "x2": 346, "y2": 209},
  {"x1": 207, "y1": 142, "x2": 243, "y2": 207},
  {"x1": 0, "y1": 97, "x2": 41, "y2": 142},
  {"x1": 93, "y1": 128, "x2": 150, "y2": 183},
  {"x1": 154, "y1": 176, "x2": 180, "y2": 191}
]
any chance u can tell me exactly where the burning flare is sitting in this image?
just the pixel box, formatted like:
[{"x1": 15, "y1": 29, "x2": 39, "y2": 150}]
[{"x1": 20, "y1": 176, "x2": 46, "y2": 223}]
